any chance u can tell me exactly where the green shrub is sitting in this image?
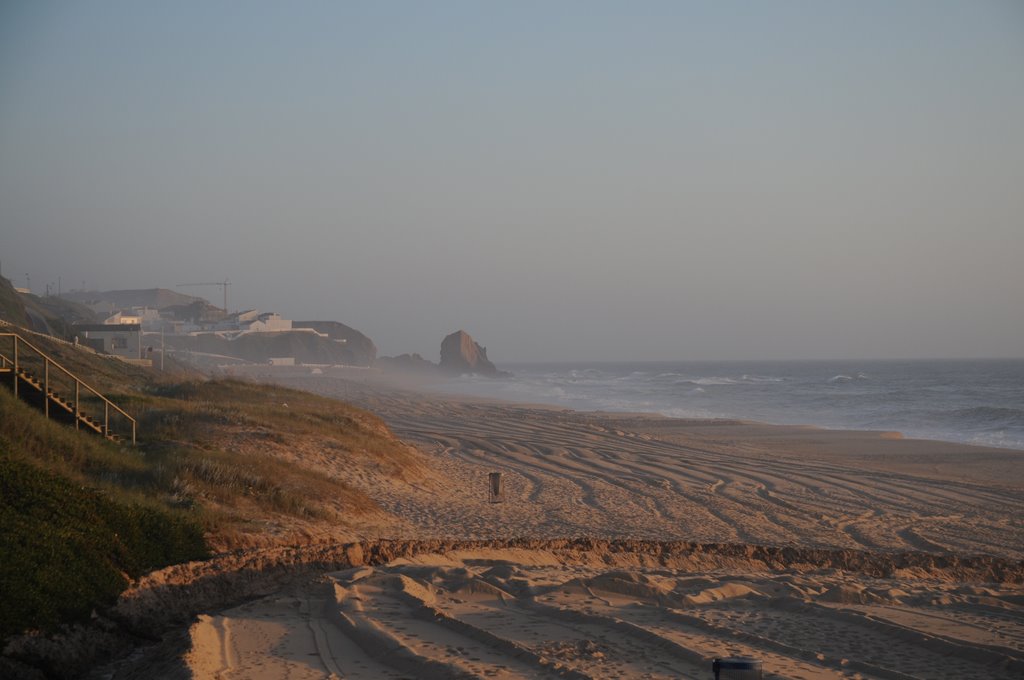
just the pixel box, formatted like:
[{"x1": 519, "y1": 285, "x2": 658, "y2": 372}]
[{"x1": 0, "y1": 453, "x2": 207, "y2": 639}]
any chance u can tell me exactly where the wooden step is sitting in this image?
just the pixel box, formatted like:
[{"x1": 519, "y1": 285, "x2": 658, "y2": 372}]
[
  {"x1": 49, "y1": 394, "x2": 75, "y2": 414},
  {"x1": 19, "y1": 375, "x2": 42, "y2": 390},
  {"x1": 2, "y1": 332, "x2": 135, "y2": 445},
  {"x1": 78, "y1": 417, "x2": 103, "y2": 434}
]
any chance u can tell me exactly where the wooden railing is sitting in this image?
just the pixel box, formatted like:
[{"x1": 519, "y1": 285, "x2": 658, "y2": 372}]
[{"x1": 0, "y1": 332, "x2": 136, "y2": 444}]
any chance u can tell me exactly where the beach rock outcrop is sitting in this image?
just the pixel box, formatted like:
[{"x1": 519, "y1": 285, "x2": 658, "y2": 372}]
[
  {"x1": 376, "y1": 353, "x2": 439, "y2": 374},
  {"x1": 439, "y1": 330, "x2": 499, "y2": 376}
]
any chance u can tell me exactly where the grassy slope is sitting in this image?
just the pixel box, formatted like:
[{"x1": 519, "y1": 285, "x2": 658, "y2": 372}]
[
  {"x1": 131, "y1": 377, "x2": 418, "y2": 544},
  {"x1": 0, "y1": 275, "x2": 29, "y2": 327},
  {"x1": 0, "y1": 275, "x2": 97, "y2": 337},
  {"x1": 0, "y1": 448, "x2": 208, "y2": 639},
  {"x1": 0, "y1": 387, "x2": 211, "y2": 637},
  {"x1": 0, "y1": 328, "x2": 422, "y2": 639}
]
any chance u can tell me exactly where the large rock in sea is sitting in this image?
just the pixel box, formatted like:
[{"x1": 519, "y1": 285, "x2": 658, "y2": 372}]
[{"x1": 439, "y1": 330, "x2": 499, "y2": 376}]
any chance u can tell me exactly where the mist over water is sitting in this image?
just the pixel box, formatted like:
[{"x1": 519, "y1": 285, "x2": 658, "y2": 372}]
[{"x1": 435, "y1": 359, "x2": 1024, "y2": 450}]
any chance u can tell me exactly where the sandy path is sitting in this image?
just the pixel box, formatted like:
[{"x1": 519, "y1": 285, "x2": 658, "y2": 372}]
[{"x1": 185, "y1": 584, "x2": 406, "y2": 679}]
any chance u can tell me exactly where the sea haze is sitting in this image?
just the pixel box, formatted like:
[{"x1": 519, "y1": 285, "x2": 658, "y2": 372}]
[{"x1": 435, "y1": 359, "x2": 1024, "y2": 451}]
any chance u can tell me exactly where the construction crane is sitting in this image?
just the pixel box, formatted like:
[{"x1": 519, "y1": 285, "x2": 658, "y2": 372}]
[{"x1": 177, "y1": 279, "x2": 230, "y2": 313}]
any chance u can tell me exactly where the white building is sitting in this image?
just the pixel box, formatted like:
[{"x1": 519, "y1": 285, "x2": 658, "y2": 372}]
[
  {"x1": 104, "y1": 311, "x2": 143, "y2": 325},
  {"x1": 214, "y1": 309, "x2": 294, "y2": 335},
  {"x1": 242, "y1": 312, "x2": 292, "y2": 333},
  {"x1": 74, "y1": 323, "x2": 143, "y2": 359}
]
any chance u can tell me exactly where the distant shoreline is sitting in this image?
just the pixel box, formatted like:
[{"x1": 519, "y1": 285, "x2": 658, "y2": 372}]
[
  {"x1": 217, "y1": 367, "x2": 1024, "y2": 494},
  {"x1": 224, "y1": 360, "x2": 1024, "y2": 454}
]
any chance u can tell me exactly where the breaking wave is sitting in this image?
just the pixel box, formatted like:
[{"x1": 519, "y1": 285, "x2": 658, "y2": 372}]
[{"x1": 438, "y1": 360, "x2": 1024, "y2": 450}]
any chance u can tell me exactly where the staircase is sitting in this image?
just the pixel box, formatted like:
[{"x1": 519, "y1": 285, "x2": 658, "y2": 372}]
[{"x1": 0, "y1": 331, "x2": 136, "y2": 444}]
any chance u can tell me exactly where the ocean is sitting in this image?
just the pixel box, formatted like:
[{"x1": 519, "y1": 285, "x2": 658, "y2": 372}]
[{"x1": 433, "y1": 359, "x2": 1024, "y2": 451}]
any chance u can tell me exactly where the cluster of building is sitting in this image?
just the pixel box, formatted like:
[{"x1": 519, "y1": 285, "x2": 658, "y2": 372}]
[{"x1": 72, "y1": 306, "x2": 321, "y2": 363}]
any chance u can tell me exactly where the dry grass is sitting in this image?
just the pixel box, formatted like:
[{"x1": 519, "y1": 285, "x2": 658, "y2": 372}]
[
  {"x1": 142, "y1": 377, "x2": 420, "y2": 471},
  {"x1": 3, "y1": 332, "x2": 423, "y2": 549},
  {"x1": 134, "y1": 377, "x2": 428, "y2": 545}
]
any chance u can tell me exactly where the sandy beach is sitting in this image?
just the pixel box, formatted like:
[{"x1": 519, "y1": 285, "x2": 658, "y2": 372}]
[
  {"x1": 111, "y1": 372, "x2": 1024, "y2": 679},
  {"x1": 277, "y1": 373, "x2": 1024, "y2": 559},
  {"x1": 181, "y1": 546, "x2": 1023, "y2": 680}
]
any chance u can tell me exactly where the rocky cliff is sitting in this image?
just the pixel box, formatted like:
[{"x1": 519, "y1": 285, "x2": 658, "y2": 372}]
[
  {"x1": 439, "y1": 330, "x2": 499, "y2": 376},
  {"x1": 293, "y1": 321, "x2": 377, "y2": 366}
]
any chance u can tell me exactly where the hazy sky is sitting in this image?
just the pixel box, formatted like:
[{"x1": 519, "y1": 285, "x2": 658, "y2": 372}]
[{"x1": 2, "y1": 1, "x2": 1022, "y2": 361}]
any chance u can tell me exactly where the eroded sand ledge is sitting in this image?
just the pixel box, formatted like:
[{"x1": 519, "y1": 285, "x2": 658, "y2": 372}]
[
  {"x1": 10, "y1": 538, "x2": 1015, "y2": 678},
  {"x1": 108, "y1": 539, "x2": 1023, "y2": 680},
  {"x1": 115, "y1": 537, "x2": 1024, "y2": 630}
]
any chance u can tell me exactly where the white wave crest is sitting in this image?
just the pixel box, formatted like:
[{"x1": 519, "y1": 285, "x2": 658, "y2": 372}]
[
  {"x1": 692, "y1": 377, "x2": 739, "y2": 386},
  {"x1": 741, "y1": 374, "x2": 785, "y2": 383}
]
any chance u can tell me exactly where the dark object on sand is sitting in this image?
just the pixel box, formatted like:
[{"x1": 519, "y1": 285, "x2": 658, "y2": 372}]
[
  {"x1": 713, "y1": 657, "x2": 762, "y2": 679},
  {"x1": 488, "y1": 472, "x2": 504, "y2": 503}
]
